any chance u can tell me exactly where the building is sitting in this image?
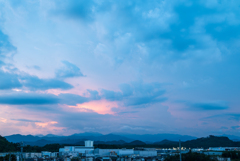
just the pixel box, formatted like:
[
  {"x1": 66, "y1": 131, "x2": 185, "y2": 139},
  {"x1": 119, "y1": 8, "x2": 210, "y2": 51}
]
[
  {"x1": 94, "y1": 149, "x2": 134, "y2": 156},
  {"x1": 203, "y1": 151, "x2": 223, "y2": 156},
  {"x1": 209, "y1": 147, "x2": 240, "y2": 151},
  {"x1": 134, "y1": 148, "x2": 157, "y2": 157},
  {"x1": 59, "y1": 140, "x2": 157, "y2": 158},
  {"x1": 134, "y1": 151, "x2": 157, "y2": 157},
  {"x1": 59, "y1": 140, "x2": 94, "y2": 157},
  {"x1": 24, "y1": 153, "x2": 42, "y2": 158}
]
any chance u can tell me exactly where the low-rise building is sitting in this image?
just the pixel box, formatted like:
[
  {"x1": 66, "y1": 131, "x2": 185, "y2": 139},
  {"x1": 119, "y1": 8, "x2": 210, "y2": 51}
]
[
  {"x1": 24, "y1": 153, "x2": 42, "y2": 158},
  {"x1": 134, "y1": 149, "x2": 157, "y2": 157},
  {"x1": 94, "y1": 149, "x2": 134, "y2": 156}
]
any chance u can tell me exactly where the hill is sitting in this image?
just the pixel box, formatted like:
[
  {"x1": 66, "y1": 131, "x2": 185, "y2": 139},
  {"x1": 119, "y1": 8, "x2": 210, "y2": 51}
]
[
  {"x1": 182, "y1": 135, "x2": 240, "y2": 148},
  {"x1": 113, "y1": 133, "x2": 197, "y2": 142},
  {"x1": 127, "y1": 140, "x2": 146, "y2": 145},
  {"x1": 0, "y1": 135, "x2": 18, "y2": 152},
  {"x1": 5, "y1": 133, "x2": 133, "y2": 146},
  {"x1": 5, "y1": 133, "x2": 197, "y2": 146},
  {"x1": 154, "y1": 139, "x2": 178, "y2": 145}
]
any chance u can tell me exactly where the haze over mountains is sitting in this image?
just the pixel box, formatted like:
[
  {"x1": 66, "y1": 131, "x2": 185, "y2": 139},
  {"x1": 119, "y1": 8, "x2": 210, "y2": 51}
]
[
  {"x1": 2, "y1": 135, "x2": 240, "y2": 152},
  {"x1": 4, "y1": 132, "x2": 240, "y2": 147}
]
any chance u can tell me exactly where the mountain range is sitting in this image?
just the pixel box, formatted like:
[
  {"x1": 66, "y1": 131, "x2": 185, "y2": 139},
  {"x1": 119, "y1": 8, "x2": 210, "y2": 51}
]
[
  {"x1": 2, "y1": 135, "x2": 240, "y2": 152},
  {"x1": 4, "y1": 132, "x2": 240, "y2": 147}
]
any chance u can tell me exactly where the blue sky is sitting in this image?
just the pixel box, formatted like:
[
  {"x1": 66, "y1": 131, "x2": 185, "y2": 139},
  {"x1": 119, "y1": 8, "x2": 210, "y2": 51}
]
[{"x1": 0, "y1": 0, "x2": 240, "y2": 137}]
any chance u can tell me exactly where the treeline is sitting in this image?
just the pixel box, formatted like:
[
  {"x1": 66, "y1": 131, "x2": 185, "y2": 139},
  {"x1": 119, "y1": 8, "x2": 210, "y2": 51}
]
[
  {"x1": 182, "y1": 135, "x2": 240, "y2": 149},
  {"x1": 0, "y1": 154, "x2": 17, "y2": 161},
  {"x1": 95, "y1": 136, "x2": 240, "y2": 149},
  {"x1": 222, "y1": 151, "x2": 240, "y2": 160},
  {"x1": 165, "y1": 151, "x2": 240, "y2": 161},
  {"x1": 0, "y1": 135, "x2": 63, "y2": 152},
  {"x1": 0, "y1": 136, "x2": 19, "y2": 152},
  {"x1": 164, "y1": 152, "x2": 218, "y2": 161}
]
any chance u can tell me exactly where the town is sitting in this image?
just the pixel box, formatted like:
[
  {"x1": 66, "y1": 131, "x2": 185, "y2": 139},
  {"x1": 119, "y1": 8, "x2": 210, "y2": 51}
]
[{"x1": 1, "y1": 140, "x2": 239, "y2": 161}]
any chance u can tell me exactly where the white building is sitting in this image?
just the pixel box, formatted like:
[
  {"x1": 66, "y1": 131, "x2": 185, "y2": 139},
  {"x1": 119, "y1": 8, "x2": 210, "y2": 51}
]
[
  {"x1": 192, "y1": 148, "x2": 204, "y2": 152},
  {"x1": 85, "y1": 140, "x2": 94, "y2": 147},
  {"x1": 209, "y1": 147, "x2": 226, "y2": 151},
  {"x1": 134, "y1": 150, "x2": 157, "y2": 157},
  {"x1": 94, "y1": 149, "x2": 134, "y2": 156},
  {"x1": 203, "y1": 152, "x2": 223, "y2": 156},
  {"x1": 59, "y1": 140, "x2": 94, "y2": 157},
  {"x1": 209, "y1": 147, "x2": 240, "y2": 151},
  {"x1": 42, "y1": 151, "x2": 52, "y2": 158},
  {"x1": 23, "y1": 153, "x2": 42, "y2": 158}
]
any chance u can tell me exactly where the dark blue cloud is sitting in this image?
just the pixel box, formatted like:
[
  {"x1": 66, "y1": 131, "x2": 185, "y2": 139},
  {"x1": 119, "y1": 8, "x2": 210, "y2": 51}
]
[
  {"x1": 0, "y1": 30, "x2": 16, "y2": 57},
  {"x1": 231, "y1": 126, "x2": 240, "y2": 130},
  {"x1": 0, "y1": 93, "x2": 59, "y2": 105},
  {"x1": 0, "y1": 70, "x2": 73, "y2": 91},
  {"x1": 0, "y1": 71, "x2": 22, "y2": 90},
  {"x1": 205, "y1": 22, "x2": 240, "y2": 41},
  {"x1": 202, "y1": 113, "x2": 240, "y2": 121},
  {"x1": 0, "y1": 82, "x2": 166, "y2": 107},
  {"x1": 191, "y1": 102, "x2": 229, "y2": 110},
  {"x1": 58, "y1": 90, "x2": 100, "y2": 105},
  {"x1": 27, "y1": 0, "x2": 240, "y2": 66},
  {"x1": 58, "y1": 90, "x2": 100, "y2": 106},
  {"x1": 58, "y1": 93, "x2": 88, "y2": 105},
  {"x1": 52, "y1": 0, "x2": 95, "y2": 22},
  {"x1": 0, "y1": 90, "x2": 100, "y2": 106},
  {"x1": 150, "y1": 2, "x2": 212, "y2": 52},
  {"x1": 0, "y1": 60, "x2": 5, "y2": 66},
  {"x1": 0, "y1": 64, "x2": 73, "y2": 91},
  {"x1": 21, "y1": 74, "x2": 73, "y2": 90},
  {"x1": 111, "y1": 107, "x2": 138, "y2": 115},
  {"x1": 49, "y1": 1, "x2": 220, "y2": 64},
  {"x1": 102, "y1": 82, "x2": 167, "y2": 107},
  {"x1": 55, "y1": 61, "x2": 84, "y2": 79},
  {"x1": 101, "y1": 89, "x2": 122, "y2": 101},
  {"x1": 0, "y1": 29, "x2": 73, "y2": 91},
  {"x1": 86, "y1": 89, "x2": 101, "y2": 100},
  {"x1": 181, "y1": 101, "x2": 229, "y2": 111}
]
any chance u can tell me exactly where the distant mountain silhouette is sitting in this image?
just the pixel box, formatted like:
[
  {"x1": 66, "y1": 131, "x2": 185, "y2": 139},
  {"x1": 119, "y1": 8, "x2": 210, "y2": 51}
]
[
  {"x1": 70, "y1": 132, "x2": 103, "y2": 137},
  {"x1": 154, "y1": 139, "x2": 178, "y2": 145},
  {"x1": 2, "y1": 135, "x2": 240, "y2": 150},
  {"x1": 5, "y1": 133, "x2": 197, "y2": 146},
  {"x1": 112, "y1": 133, "x2": 197, "y2": 142},
  {"x1": 75, "y1": 140, "x2": 127, "y2": 145},
  {"x1": 26, "y1": 139, "x2": 54, "y2": 147},
  {"x1": 5, "y1": 134, "x2": 40, "y2": 142},
  {"x1": 182, "y1": 135, "x2": 240, "y2": 148},
  {"x1": 7, "y1": 133, "x2": 238, "y2": 148},
  {"x1": 220, "y1": 134, "x2": 240, "y2": 141},
  {"x1": 5, "y1": 133, "x2": 133, "y2": 146},
  {"x1": 44, "y1": 134, "x2": 61, "y2": 137},
  {"x1": 127, "y1": 140, "x2": 146, "y2": 145}
]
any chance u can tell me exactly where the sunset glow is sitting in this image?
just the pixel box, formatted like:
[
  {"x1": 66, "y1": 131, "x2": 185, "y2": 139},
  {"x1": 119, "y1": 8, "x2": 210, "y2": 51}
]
[{"x1": 0, "y1": 0, "x2": 240, "y2": 137}]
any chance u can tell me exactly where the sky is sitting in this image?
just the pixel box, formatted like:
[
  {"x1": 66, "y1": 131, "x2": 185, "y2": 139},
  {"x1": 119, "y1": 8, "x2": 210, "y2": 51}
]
[{"x1": 0, "y1": 0, "x2": 240, "y2": 137}]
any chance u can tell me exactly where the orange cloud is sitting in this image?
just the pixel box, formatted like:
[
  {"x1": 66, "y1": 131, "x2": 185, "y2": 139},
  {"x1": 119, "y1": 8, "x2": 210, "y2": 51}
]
[
  {"x1": 0, "y1": 118, "x2": 7, "y2": 123},
  {"x1": 35, "y1": 121, "x2": 58, "y2": 127},
  {"x1": 70, "y1": 99, "x2": 118, "y2": 115}
]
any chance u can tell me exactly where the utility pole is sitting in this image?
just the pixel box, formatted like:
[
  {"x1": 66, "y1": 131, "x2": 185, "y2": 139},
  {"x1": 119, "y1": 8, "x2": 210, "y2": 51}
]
[
  {"x1": 179, "y1": 140, "x2": 182, "y2": 161},
  {"x1": 9, "y1": 153, "x2": 11, "y2": 161},
  {"x1": 20, "y1": 142, "x2": 24, "y2": 161}
]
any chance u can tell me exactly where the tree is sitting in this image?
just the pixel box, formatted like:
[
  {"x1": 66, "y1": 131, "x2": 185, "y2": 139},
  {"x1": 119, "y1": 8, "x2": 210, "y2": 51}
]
[{"x1": 165, "y1": 152, "x2": 217, "y2": 161}]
